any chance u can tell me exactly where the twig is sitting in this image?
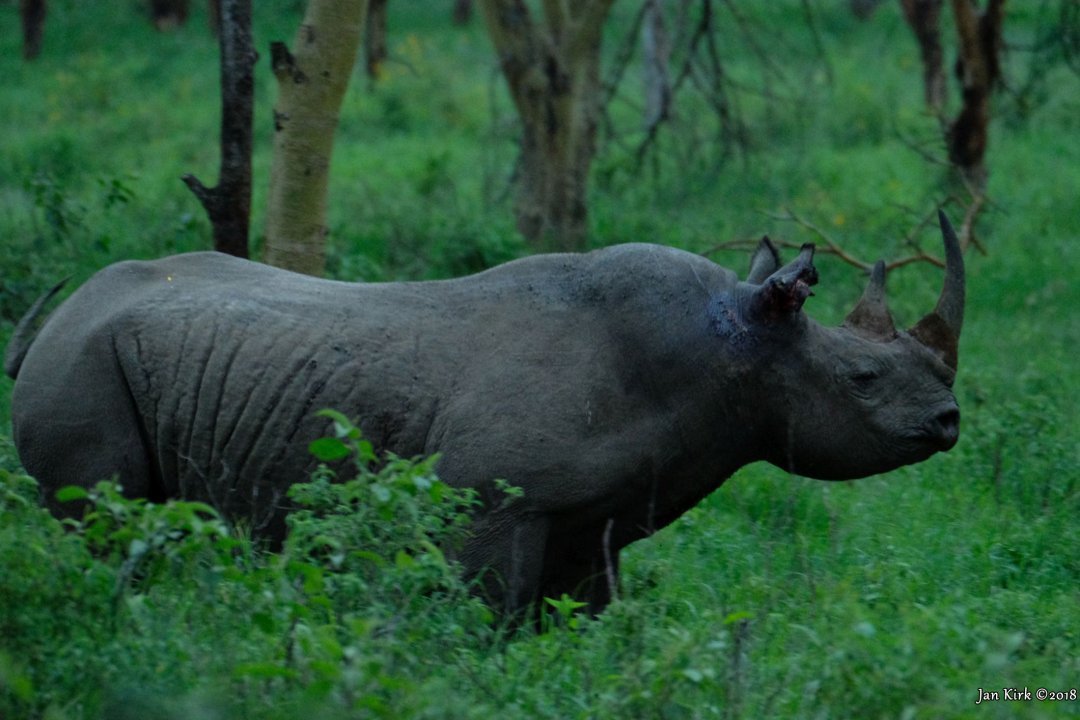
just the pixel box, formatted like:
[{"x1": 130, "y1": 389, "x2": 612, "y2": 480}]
[
  {"x1": 702, "y1": 206, "x2": 950, "y2": 272},
  {"x1": 799, "y1": 0, "x2": 834, "y2": 86},
  {"x1": 602, "y1": 517, "x2": 619, "y2": 604},
  {"x1": 600, "y1": 0, "x2": 648, "y2": 107},
  {"x1": 631, "y1": 0, "x2": 714, "y2": 169},
  {"x1": 764, "y1": 209, "x2": 877, "y2": 270}
]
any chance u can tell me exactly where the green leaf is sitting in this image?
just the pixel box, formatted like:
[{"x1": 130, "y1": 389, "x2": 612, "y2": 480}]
[
  {"x1": 352, "y1": 549, "x2": 387, "y2": 567},
  {"x1": 127, "y1": 538, "x2": 148, "y2": 558},
  {"x1": 544, "y1": 593, "x2": 589, "y2": 615},
  {"x1": 55, "y1": 486, "x2": 89, "y2": 502},
  {"x1": 308, "y1": 437, "x2": 351, "y2": 461},
  {"x1": 315, "y1": 408, "x2": 361, "y2": 439},
  {"x1": 357, "y1": 439, "x2": 377, "y2": 464},
  {"x1": 682, "y1": 668, "x2": 704, "y2": 683},
  {"x1": 370, "y1": 484, "x2": 391, "y2": 504},
  {"x1": 315, "y1": 407, "x2": 352, "y2": 426},
  {"x1": 252, "y1": 611, "x2": 275, "y2": 633},
  {"x1": 723, "y1": 610, "x2": 754, "y2": 625}
]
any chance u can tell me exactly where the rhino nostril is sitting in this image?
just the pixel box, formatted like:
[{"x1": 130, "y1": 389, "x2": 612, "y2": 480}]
[{"x1": 934, "y1": 407, "x2": 960, "y2": 447}]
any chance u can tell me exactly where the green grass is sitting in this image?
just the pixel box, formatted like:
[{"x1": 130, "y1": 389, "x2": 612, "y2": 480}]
[{"x1": 1, "y1": 1, "x2": 1078, "y2": 718}]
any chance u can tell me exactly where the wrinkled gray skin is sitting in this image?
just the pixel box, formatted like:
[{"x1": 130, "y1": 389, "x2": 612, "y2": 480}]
[{"x1": 6, "y1": 212, "x2": 964, "y2": 615}]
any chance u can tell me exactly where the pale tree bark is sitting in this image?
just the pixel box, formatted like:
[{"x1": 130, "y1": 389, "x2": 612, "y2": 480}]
[
  {"x1": 182, "y1": 0, "x2": 256, "y2": 258},
  {"x1": 900, "y1": 0, "x2": 946, "y2": 113},
  {"x1": 20, "y1": 0, "x2": 46, "y2": 60},
  {"x1": 263, "y1": 0, "x2": 368, "y2": 276},
  {"x1": 479, "y1": 0, "x2": 616, "y2": 251}
]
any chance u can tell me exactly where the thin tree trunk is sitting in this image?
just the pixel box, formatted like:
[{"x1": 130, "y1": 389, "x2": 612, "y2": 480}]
[
  {"x1": 150, "y1": 0, "x2": 190, "y2": 30},
  {"x1": 182, "y1": 0, "x2": 256, "y2": 259},
  {"x1": 209, "y1": 0, "x2": 222, "y2": 35},
  {"x1": 850, "y1": 0, "x2": 887, "y2": 20},
  {"x1": 365, "y1": 0, "x2": 389, "y2": 80},
  {"x1": 453, "y1": 0, "x2": 472, "y2": 25},
  {"x1": 946, "y1": 0, "x2": 1005, "y2": 191},
  {"x1": 642, "y1": 0, "x2": 672, "y2": 129},
  {"x1": 20, "y1": 0, "x2": 46, "y2": 60},
  {"x1": 899, "y1": 0, "x2": 946, "y2": 113},
  {"x1": 479, "y1": 0, "x2": 615, "y2": 251},
  {"x1": 263, "y1": 0, "x2": 368, "y2": 276}
]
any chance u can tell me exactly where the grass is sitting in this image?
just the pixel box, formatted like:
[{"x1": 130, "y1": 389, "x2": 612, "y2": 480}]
[{"x1": 1, "y1": 1, "x2": 1078, "y2": 718}]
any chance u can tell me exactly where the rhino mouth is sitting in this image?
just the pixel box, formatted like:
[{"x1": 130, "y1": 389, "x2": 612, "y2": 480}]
[{"x1": 906, "y1": 406, "x2": 960, "y2": 452}]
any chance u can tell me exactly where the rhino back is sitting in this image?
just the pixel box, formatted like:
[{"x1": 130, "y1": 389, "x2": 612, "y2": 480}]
[{"x1": 15, "y1": 246, "x2": 740, "y2": 529}]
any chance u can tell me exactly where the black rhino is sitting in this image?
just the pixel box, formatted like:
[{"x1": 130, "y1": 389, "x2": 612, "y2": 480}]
[{"x1": 5, "y1": 212, "x2": 964, "y2": 614}]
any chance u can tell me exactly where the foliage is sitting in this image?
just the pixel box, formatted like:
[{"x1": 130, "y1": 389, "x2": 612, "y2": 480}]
[
  {"x1": 0, "y1": 2, "x2": 1078, "y2": 719},
  {"x1": 0, "y1": 418, "x2": 496, "y2": 719}
]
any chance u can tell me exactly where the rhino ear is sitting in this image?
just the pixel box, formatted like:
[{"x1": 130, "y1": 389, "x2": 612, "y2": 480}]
[
  {"x1": 843, "y1": 260, "x2": 897, "y2": 340},
  {"x1": 750, "y1": 243, "x2": 818, "y2": 319},
  {"x1": 747, "y1": 236, "x2": 781, "y2": 284}
]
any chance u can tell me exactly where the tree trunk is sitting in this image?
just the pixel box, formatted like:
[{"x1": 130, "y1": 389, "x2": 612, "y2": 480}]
[
  {"x1": 850, "y1": 0, "x2": 887, "y2": 20},
  {"x1": 479, "y1": 0, "x2": 615, "y2": 252},
  {"x1": 263, "y1": 0, "x2": 368, "y2": 276},
  {"x1": 453, "y1": 0, "x2": 472, "y2": 25},
  {"x1": 150, "y1": 0, "x2": 190, "y2": 30},
  {"x1": 946, "y1": 0, "x2": 1004, "y2": 191},
  {"x1": 642, "y1": 0, "x2": 671, "y2": 130},
  {"x1": 20, "y1": 0, "x2": 46, "y2": 60},
  {"x1": 209, "y1": 0, "x2": 222, "y2": 35},
  {"x1": 365, "y1": 0, "x2": 389, "y2": 80},
  {"x1": 182, "y1": 0, "x2": 256, "y2": 259},
  {"x1": 899, "y1": 0, "x2": 946, "y2": 113}
]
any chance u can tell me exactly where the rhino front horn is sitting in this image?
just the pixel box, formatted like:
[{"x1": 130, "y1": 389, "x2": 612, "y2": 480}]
[{"x1": 910, "y1": 210, "x2": 966, "y2": 370}]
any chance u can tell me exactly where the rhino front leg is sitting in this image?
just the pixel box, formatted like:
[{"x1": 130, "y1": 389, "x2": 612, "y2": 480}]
[
  {"x1": 460, "y1": 511, "x2": 551, "y2": 617},
  {"x1": 540, "y1": 523, "x2": 621, "y2": 615}
]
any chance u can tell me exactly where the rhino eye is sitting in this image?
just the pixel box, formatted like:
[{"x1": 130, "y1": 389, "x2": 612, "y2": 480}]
[{"x1": 849, "y1": 368, "x2": 880, "y2": 385}]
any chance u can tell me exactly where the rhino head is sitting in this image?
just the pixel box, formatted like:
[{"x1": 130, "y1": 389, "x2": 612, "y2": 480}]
[{"x1": 721, "y1": 211, "x2": 964, "y2": 480}]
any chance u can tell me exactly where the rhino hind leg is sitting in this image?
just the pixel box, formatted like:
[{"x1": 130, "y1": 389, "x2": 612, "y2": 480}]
[
  {"x1": 12, "y1": 361, "x2": 158, "y2": 519},
  {"x1": 26, "y1": 426, "x2": 155, "y2": 521}
]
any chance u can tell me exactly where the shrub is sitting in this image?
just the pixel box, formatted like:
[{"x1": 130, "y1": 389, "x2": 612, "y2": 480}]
[{"x1": 0, "y1": 413, "x2": 499, "y2": 719}]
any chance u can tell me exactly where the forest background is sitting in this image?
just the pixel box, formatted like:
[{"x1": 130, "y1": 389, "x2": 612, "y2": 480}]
[{"x1": 0, "y1": 1, "x2": 1077, "y2": 718}]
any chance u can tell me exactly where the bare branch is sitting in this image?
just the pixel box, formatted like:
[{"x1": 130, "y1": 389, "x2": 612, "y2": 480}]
[
  {"x1": 763, "y1": 209, "x2": 876, "y2": 270},
  {"x1": 800, "y1": 0, "x2": 834, "y2": 86},
  {"x1": 700, "y1": 204, "x2": 976, "y2": 273}
]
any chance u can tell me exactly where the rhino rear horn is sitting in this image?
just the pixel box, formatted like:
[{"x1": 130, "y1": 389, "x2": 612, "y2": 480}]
[
  {"x1": 752, "y1": 243, "x2": 818, "y2": 318},
  {"x1": 844, "y1": 260, "x2": 897, "y2": 340},
  {"x1": 747, "y1": 236, "x2": 781, "y2": 284},
  {"x1": 910, "y1": 210, "x2": 965, "y2": 369}
]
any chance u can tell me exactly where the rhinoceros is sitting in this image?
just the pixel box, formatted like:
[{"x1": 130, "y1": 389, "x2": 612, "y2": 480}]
[{"x1": 5, "y1": 211, "x2": 964, "y2": 614}]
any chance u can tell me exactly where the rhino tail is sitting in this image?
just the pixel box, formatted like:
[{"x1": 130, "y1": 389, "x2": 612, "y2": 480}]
[{"x1": 4, "y1": 278, "x2": 69, "y2": 380}]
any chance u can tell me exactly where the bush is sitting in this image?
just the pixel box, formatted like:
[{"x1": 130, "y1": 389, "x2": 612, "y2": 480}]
[{"x1": 0, "y1": 414, "x2": 497, "y2": 719}]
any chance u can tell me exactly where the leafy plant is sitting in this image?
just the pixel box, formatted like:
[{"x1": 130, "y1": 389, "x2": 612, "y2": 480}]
[{"x1": 25, "y1": 171, "x2": 85, "y2": 241}]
